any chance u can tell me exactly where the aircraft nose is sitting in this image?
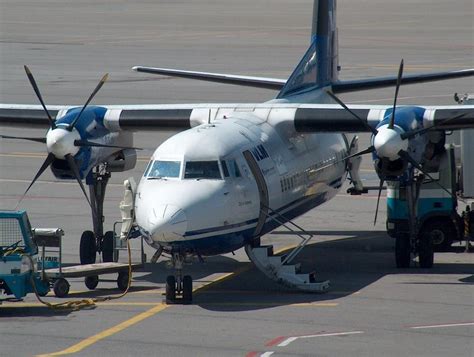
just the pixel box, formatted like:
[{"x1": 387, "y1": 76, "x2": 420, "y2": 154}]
[{"x1": 148, "y1": 204, "x2": 187, "y2": 242}]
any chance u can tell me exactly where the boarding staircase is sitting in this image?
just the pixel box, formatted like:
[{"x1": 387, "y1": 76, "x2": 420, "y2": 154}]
[{"x1": 245, "y1": 205, "x2": 330, "y2": 293}]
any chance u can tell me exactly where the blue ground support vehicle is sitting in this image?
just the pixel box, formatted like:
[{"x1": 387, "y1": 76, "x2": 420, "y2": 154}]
[
  {"x1": 386, "y1": 147, "x2": 463, "y2": 267},
  {"x1": 0, "y1": 210, "x2": 49, "y2": 301}
]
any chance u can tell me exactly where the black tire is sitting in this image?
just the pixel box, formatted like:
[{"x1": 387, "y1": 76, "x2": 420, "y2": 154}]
[
  {"x1": 117, "y1": 272, "x2": 129, "y2": 291},
  {"x1": 85, "y1": 275, "x2": 99, "y2": 290},
  {"x1": 165, "y1": 275, "x2": 176, "y2": 303},
  {"x1": 421, "y1": 220, "x2": 455, "y2": 252},
  {"x1": 80, "y1": 231, "x2": 96, "y2": 265},
  {"x1": 395, "y1": 235, "x2": 411, "y2": 268},
  {"x1": 182, "y1": 275, "x2": 193, "y2": 303},
  {"x1": 102, "y1": 231, "x2": 114, "y2": 263},
  {"x1": 53, "y1": 278, "x2": 70, "y2": 298},
  {"x1": 418, "y1": 233, "x2": 434, "y2": 268}
]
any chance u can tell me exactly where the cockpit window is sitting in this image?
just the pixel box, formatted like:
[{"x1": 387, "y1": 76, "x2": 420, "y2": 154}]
[
  {"x1": 227, "y1": 159, "x2": 241, "y2": 177},
  {"x1": 147, "y1": 160, "x2": 181, "y2": 178},
  {"x1": 184, "y1": 161, "x2": 222, "y2": 179}
]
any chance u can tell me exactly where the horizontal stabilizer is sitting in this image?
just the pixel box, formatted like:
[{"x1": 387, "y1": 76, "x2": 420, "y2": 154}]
[
  {"x1": 132, "y1": 66, "x2": 286, "y2": 90},
  {"x1": 332, "y1": 69, "x2": 474, "y2": 93}
]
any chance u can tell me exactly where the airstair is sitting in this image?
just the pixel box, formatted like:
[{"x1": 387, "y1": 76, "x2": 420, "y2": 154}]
[{"x1": 245, "y1": 205, "x2": 330, "y2": 293}]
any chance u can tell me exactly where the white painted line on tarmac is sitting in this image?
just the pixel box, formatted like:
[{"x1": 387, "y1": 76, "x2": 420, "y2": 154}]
[
  {"x1": 277, "y1": 331, "x2": 365, "y2": 347},
  {"x1": 260, "y1": 352, "x2": 274, "y2": 357},
  {"x1": 410, "y1": 322, "x2": 474, "y2": 330}
]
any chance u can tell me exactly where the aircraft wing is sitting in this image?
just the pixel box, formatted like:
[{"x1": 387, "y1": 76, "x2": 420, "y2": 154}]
[{"x1": 2, "y1": 103, "x2": 474, "y2": 133}]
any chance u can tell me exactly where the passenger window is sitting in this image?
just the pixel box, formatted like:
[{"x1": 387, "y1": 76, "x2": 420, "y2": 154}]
[{"x1": 184, "y1": 161, "x2": 222, "y2": 179}]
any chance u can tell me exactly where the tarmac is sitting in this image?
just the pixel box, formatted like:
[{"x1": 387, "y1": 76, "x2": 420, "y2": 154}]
[{"x1": 0, "y1": 0, "x2": 473, "y2": 356}]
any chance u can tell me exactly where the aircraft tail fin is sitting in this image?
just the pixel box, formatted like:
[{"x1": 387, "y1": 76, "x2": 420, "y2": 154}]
[{"x1": 278, "y1": 0, "x2": 338, "y2": 98}]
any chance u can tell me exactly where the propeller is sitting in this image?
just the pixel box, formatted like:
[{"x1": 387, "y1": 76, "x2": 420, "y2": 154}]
[
  {"x1": 65, "y1": 154, "x2": 92, "y2": 207},
  {"x1": 327, "y1": 59, "x2": 460, "y2": 225},
  {"x1": 24, "y1": 65, "x2": 56, "y2": 129},
  {"x1": 326, "y1": 90, "x2": 378, "y2": 135},
  {"x1": 388, "y1": 59, "x2": 404, "y2": 130},
  {"x1": 0, "y1": 135, "x2": 46, "y2": 143},
  {"x1": 67, "y1": 73, "x2": 109, "y2": 131},
  {"x1": 374, "y1": 177, "x2": 385, "y2": 225},
  {"x1": 10, "y1": 67, "x2": 115, "y2": 209}
]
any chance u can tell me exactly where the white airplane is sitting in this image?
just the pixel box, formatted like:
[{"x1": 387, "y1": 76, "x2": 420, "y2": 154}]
[{"x1": 1, "y1": 0, "x2": 474, "y2": 303}]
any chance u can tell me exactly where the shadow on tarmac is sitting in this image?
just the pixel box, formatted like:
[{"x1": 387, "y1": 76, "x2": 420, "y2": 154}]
[{"x1": 188, "y1": 230, "x2": 474, "y2": 312}]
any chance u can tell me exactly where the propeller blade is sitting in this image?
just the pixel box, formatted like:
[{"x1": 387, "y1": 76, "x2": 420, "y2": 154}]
[
  {"x1": 0, "y1": 134, "x2": 46, "y2": 144},
  {"x1": 68, "y1": 73, "x2": 109, "y2": 131},
  {"x1": 398, "y1": 150, "x2": 456, "y2": 199},
  {"x1": 373, "y1": 177, "x2": 385, "y2": 225},
  {"x1": 64, "y1": 154, "x2": 92, "y2": 208},
  {"x1": 24, "y1": 65, "x2": 56, "y2": 129},
  {"x1": 401, "y1": 113, "x2": 466, "y2": 140},
  {"x1": 388, "y1": 59, "x2": 404, "y2": 129},
  {"x1": 20, "y1": 152, "x2": 55, "y2": 202},
  {"x1": 74, "y1": 139, "x2": 142, "y2": 150},
  {"x1": 326, "y1": 90, "x2": 378, "y2": 135}
]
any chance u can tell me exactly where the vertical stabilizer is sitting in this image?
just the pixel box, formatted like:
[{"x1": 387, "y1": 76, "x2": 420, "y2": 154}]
[{"x1": 278, "y1": 0, "x2": 338, "y2": 98}]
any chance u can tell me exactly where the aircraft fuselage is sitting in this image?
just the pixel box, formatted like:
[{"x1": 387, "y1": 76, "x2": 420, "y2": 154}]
[{"x1": 135, "y1": 112, "x2": 348, "y2": 256}]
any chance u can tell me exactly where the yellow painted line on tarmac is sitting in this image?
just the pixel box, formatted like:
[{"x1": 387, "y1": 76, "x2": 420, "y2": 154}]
[
  {"x1": 36, "y1": 303, "x2": 169, "y2": 357},
  {"x1": 36, "y1": 269, "x2": 248, "y2": 356}
]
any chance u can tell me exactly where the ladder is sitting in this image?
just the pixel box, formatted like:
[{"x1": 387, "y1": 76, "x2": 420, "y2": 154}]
[{"x1": 245, "y1": 205, "x2": 330, "y2": 293}]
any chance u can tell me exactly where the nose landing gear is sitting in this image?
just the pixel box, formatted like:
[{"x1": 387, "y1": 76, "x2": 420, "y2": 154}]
[{"x1": 165, "y1": 253, "x2": 193, "y2": 304}]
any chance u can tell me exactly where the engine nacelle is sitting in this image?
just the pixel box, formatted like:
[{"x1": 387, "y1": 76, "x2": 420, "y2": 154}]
[{"x1": 107, "y1": 149, "x2": 137, "y2": 172}]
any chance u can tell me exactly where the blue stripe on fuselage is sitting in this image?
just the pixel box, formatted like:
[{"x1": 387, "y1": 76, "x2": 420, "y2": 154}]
[{"x1": 156, "y1": 189, "x2": 333, "y2": 256}]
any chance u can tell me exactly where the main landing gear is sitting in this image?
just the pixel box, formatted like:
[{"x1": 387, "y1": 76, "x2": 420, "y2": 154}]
[
  {"x1": 79, "y1": 165, "x2": 115, "y2": 264},
  {"x1": 165, "y1": 253, "x2": 193, "y2": 304}
]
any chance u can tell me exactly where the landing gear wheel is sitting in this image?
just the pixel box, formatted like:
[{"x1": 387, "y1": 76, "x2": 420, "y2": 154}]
[
  {"x1": 395, "y1": 235, "x2": 411, "y2": 268},
  {"x1": 80, "y1": 231, "x2": 96, "y2": 265},
  {"x1": 182, "y1": 275, "x2": 193, "y2": 303},
  {"x1": 117, "y1": 272, "x2": 129, "y2": 291},
  {"x1": 421, "y1": 221, "x2": 454, "y2": 252},
  {"x1": 418, "y1": 234, "x2": 434, "y2": 268},
  {"x1": 102, "y1": 231, "x2": 114, "y2": 263},
  {"x1": 53, "y1": 278, "x2": 70, "y2": 298},
  {"x1": 85, "y1": 275, "x2": 99, "y2": 290},
  {"x1": 165, "y1": 275, "x2": 176, "y2": 303}
]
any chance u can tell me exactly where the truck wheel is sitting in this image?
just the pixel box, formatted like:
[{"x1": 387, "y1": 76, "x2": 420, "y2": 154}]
[
  {"x1": 395, "y1": 235, "x2": 411, "y2": 268},
  {"x1": 53, "y1": 278, "x2": 70, "y2": 298},
  {"x1": 418, "y1": 233, "x2": 434, "y2": 268},
  {"x1": 80, "y1": 231, "x2": 96, "y2": 265},
  {"x1": 102, "y1": 231, "x2": 114, "y2": 263},
  {"x1": 85, "y1": 275, "x2": 99, "y2": 290},
  {"x1": 420, "y1": 221, "x2": 454, "y2": 252}
]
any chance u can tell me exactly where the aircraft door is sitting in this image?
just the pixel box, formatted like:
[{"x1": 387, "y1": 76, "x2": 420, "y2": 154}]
[{"x1": 242, "y1": 150, "x2": 269, "y2": 238}]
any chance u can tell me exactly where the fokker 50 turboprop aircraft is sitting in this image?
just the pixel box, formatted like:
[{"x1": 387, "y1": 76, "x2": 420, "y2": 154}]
[{"x1": 1, "y1": 0, "x2": 473, "y2": 303}]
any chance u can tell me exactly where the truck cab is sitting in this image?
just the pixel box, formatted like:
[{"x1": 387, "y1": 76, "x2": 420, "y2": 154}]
[{"x1": 386, "y1": 147, "x2": 462, "y2": 252}]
